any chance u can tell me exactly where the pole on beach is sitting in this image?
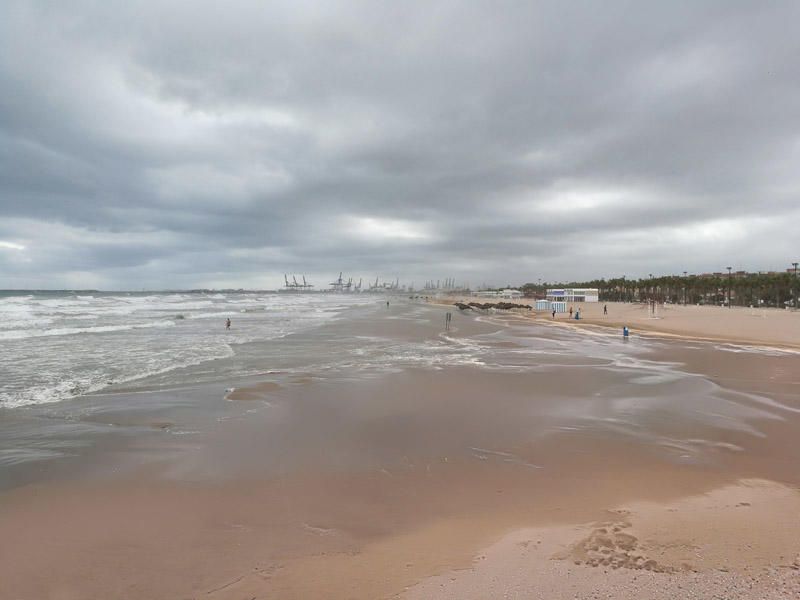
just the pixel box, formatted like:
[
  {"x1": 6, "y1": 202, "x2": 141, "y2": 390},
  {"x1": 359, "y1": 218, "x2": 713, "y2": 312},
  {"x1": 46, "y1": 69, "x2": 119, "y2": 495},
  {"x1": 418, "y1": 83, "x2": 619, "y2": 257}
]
[
  {"x1": 793, "y1": 262, "x2": 799, "y2": 310},
  {"x1": 727, "y1": 266, "x2": 732, "y2": 308},
  {"x1": 683, "y1": 271, "x2": 687, "y2": 305}
]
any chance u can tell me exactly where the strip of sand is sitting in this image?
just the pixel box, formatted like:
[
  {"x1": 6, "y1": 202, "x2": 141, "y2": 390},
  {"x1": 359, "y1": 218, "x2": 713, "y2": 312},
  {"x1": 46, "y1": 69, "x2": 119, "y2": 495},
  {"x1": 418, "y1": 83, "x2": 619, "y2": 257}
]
[
  {"x1": 550, "y1": 302, "x2": 800, "y2": 350},
  {"x1": 435, "y1": 297, "x2": 800, "y2": 349}
]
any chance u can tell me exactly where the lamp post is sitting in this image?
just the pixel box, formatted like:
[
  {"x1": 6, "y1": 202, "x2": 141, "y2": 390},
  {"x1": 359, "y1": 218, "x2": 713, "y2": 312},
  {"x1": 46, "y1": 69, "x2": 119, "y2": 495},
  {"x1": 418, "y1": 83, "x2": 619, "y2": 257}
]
[
  {"x1": 726, "y1": 267, "x2": 732, "y2": 308},
  {"x1": 683, "y1": 271, "x2": 687, "y2": 305},
  {"x1": 793, "y1": 262, "x2": 799, "y2": 310}
]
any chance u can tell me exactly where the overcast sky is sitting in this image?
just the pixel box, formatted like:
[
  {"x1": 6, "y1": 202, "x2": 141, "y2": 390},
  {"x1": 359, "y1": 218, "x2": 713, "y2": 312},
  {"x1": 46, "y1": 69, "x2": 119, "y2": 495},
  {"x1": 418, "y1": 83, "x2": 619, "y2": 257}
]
[{"x1": 1, "y1": 1, "x2": 799, "y2": 290}]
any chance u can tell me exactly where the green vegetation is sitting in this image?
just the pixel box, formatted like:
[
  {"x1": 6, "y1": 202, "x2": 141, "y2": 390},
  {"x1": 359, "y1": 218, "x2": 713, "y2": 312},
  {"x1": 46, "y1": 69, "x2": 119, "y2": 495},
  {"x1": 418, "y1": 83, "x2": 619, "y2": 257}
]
[{"x1": 522, "y1": 272, "x2": 799, "y2": 308}]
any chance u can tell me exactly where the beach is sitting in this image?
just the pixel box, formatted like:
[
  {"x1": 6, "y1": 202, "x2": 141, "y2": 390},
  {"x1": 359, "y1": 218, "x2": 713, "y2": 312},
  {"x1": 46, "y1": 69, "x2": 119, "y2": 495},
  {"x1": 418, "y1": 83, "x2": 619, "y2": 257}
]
[
  {"x1": 436, "y1": 296, "x2": 800, "y2": 349},
  {"x1": 1, "y1": 295, "x2": 799, "y2": 599},
  {"x1": 537, "y1": 301, "x2": 800, "y2": 350}
]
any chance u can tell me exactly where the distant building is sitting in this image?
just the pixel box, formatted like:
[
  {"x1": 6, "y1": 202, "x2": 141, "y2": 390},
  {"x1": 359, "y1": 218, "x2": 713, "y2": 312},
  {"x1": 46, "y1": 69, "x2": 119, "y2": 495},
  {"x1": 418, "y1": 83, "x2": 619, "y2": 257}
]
[
  {"x1": 546, "y1": 288, "x2": 599, "y2": 303},
  {"x1": 501, "y1": 289, "x2": 523, "y2": 299}
]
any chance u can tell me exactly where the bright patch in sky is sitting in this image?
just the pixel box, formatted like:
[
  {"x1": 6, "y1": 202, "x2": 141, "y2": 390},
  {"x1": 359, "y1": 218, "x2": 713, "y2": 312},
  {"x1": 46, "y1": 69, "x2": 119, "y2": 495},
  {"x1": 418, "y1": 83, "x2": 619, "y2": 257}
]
[
  {"x1": 537, "y1": 186, "x2": 645, "y2": 214},
  {"x1": 0, "y1": 241, "x2": 26, "y2": 251},
  {"x1": 346, "y1": 217, "x2": 433, "y2": 242}
]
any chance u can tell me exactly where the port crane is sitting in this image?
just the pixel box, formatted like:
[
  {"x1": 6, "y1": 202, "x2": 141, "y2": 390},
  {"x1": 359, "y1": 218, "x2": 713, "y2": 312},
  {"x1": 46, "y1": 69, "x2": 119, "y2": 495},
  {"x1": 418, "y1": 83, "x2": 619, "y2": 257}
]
[{"x1": 283, "y1": 274, "x2": 314, "y2": 291}]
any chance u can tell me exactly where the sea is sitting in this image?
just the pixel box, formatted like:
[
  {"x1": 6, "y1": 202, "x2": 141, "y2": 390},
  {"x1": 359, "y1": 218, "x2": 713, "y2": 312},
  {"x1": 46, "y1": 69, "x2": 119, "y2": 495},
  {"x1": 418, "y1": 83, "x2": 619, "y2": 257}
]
[{"x1": 0, "y1": 291, "x2": 377, "y2": 409}]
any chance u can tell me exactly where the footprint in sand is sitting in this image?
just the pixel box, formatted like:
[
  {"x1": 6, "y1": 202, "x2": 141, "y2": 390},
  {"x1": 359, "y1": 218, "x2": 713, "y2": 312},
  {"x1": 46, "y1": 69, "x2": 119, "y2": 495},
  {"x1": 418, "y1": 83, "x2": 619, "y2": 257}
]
[{"x1": 559, "y1": 521, "x2": 685, "y2": 573}]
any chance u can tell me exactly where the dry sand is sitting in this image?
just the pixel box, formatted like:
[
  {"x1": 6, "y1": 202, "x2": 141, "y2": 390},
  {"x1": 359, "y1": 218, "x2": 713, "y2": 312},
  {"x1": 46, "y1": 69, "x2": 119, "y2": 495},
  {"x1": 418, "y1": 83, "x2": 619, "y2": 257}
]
[
  {"x1": 402, "y1": 479, "x2": 800, "y2": 599},
  {"x1": 439, "y1": 296, "x2": 800, "y2": 349},
  {"x1": 549, "y1": 301, "x2": 800, "y2": 349}
]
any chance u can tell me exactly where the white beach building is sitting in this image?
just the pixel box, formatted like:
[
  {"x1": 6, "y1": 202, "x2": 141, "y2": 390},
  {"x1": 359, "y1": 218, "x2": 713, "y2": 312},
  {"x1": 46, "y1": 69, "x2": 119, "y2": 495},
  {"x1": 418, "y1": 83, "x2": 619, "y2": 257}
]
[
  {"x1": 500, "y1": 289, "x2": 524, "y2": 299},
  {"x1": 546, "y1": 288, "x2": 599, "y2": 303}
]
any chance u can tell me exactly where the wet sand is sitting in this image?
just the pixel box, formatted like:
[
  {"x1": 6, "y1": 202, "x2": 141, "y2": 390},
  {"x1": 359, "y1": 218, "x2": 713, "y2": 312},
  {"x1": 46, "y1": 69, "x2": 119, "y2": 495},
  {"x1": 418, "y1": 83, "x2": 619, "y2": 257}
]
[
  {"x1": 225, "y1": 381, "x2": 282, "y2": 400},
  {"x1": 1, "y1": 300, "x2": 799, "y2": 599}
]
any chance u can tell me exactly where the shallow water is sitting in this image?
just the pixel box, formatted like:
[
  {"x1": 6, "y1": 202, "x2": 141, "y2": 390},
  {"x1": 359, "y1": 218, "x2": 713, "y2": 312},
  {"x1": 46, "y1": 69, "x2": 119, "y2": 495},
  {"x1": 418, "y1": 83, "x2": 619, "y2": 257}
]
[{"x1": 0, "y1": 291, "x2": 376, "y2": 408}]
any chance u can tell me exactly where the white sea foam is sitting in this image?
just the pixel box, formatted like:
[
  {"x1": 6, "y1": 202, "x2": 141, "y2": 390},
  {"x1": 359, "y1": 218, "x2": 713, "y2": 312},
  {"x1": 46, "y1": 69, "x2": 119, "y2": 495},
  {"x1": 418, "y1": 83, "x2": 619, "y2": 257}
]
[
  {"x1": 0, "y1": 320, "x2": 176, "y2": 341},
  {"x1": 0, "y1": 343, "x2": 237, "y2": 409},
  {"x1": 0, "y1": 292, "x2": 373, "y2": 408},
  {"x1": 713, "y1": 343, "x2": 800, "y2": 356}
]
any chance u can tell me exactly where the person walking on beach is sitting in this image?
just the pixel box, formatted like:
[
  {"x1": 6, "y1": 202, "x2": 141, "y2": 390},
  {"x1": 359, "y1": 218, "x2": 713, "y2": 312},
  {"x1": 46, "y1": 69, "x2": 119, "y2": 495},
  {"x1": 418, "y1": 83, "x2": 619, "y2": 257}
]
[
  {"x1": 225, "y1": 318, "x2": 231, "y2": 330},
  {"x1": 604, "y1": 304, "x2": 608, "y2": 315},
  {"x1": 552, "y1": 308, "x2": 556, "y2": 319},
  {"x1": 569, "y1": 306, "x2": 573, "y2": 318}
]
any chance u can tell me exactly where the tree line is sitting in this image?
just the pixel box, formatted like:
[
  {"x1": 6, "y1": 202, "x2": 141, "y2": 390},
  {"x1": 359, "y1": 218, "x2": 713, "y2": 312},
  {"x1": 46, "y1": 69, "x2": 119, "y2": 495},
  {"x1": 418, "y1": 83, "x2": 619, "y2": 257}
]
[{"x1": 521, "y1": 272, "x2": 799, "y2": 308}]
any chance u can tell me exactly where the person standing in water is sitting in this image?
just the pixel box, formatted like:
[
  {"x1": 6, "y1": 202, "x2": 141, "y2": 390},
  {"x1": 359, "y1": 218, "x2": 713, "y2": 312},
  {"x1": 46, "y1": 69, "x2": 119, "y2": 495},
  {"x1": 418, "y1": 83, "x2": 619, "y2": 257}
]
[{"x1": 225, "y1": 318, "x2": 231, "y2": 330}]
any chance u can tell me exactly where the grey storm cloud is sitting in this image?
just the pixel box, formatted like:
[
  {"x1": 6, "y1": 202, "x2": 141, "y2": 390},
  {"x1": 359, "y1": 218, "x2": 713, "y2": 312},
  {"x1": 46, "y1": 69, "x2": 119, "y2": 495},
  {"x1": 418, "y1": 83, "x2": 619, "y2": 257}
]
[{"x1": 1, "y1": 0, "x2": 799, "y2": 289}]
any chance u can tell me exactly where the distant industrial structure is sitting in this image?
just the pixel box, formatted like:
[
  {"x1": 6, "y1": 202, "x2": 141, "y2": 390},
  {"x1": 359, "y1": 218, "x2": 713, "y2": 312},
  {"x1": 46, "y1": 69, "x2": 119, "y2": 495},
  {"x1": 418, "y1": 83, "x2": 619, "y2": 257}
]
[
  {"x1": 278, "y1": 272, "x2": 411, "y2": 294},
  {"x1": 423, "y1": 278, "x2": 468, "y2": 293},
  {"x1": 369, "y1": 277, "x2": 400, "y2": 292},
  {"x1": 282, "y1": 274, "x2": 314, "y2": 292},
  {"x1": 329, "y1": 272, "x2": 360, "y2": 292}
]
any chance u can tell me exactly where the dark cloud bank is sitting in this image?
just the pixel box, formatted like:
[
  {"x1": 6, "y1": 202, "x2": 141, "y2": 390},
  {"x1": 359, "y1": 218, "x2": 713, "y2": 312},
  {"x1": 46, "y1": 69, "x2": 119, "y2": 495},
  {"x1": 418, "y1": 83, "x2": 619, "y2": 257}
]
[{"x1": 1, "y1": 1, "x2": 799, "y2": 289}]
